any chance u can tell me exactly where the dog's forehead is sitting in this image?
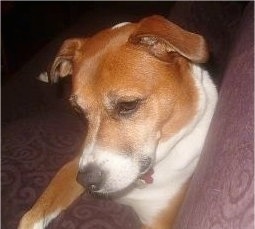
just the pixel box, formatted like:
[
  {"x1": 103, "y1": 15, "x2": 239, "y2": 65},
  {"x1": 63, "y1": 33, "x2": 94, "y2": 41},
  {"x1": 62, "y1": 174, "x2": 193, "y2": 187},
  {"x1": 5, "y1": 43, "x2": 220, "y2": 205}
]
[
  {"x1": 72, "y1": 22, "x2": 189, "y2": 104},
  {"x1": 74, "y1": 48, "x2": 172, "y2": 102},
  {"x1": 79, "y1": 23, "x2": 136, "y2": 59},
  {"x1": 73, "y1": 30, "x2": 170, "y2": 93},
  {"x1": 72, "y1": 24, "x2": 135, "y2": 82}
]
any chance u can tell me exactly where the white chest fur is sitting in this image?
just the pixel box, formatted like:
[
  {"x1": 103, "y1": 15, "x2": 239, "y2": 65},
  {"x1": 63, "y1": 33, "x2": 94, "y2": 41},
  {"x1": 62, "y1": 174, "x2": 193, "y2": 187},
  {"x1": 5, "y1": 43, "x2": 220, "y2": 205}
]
[{"x1": 117, "y1": 64, "x2": 218, "y2": 224}]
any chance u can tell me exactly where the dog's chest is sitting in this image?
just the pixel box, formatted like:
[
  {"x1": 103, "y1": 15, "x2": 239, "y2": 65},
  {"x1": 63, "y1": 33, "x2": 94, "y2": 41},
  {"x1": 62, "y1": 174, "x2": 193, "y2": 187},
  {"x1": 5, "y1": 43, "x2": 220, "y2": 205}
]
[{"x1": 116, "y1": 156, "x2": 198, "y2": 224}]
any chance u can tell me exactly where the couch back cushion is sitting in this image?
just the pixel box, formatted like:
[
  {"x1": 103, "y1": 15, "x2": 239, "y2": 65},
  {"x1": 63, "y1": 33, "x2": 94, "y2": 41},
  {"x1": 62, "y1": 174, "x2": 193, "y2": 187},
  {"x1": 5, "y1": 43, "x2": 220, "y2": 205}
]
[
  {"x1": 173, "y1": 2, "x2": 254, "y2": 228},
  {"x1": 168, "y1": 2, "x2": 246, "y2": 86}
]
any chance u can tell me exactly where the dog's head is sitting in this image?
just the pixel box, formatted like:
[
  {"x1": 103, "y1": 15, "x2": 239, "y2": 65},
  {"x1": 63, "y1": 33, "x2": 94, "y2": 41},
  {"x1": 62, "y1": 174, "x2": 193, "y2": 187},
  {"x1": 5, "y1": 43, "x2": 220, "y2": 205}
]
[{"x1": 49, "y1": 15, "x2": 208, "y2": 196}]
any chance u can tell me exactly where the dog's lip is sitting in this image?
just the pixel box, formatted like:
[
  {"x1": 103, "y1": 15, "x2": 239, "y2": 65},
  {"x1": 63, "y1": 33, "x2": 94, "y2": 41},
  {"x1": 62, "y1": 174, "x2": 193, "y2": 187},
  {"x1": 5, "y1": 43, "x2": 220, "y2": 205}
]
[{"x1": 138, "y1": 167, "x2": 154, "y2": 184}]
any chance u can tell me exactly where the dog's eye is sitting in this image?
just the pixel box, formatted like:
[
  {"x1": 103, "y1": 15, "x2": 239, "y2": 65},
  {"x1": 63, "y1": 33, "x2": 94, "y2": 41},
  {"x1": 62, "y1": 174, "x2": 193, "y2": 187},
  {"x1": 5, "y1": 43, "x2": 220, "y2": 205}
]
[{"x1": 116, "y1": 100, "x2": 140, "y2": 116}]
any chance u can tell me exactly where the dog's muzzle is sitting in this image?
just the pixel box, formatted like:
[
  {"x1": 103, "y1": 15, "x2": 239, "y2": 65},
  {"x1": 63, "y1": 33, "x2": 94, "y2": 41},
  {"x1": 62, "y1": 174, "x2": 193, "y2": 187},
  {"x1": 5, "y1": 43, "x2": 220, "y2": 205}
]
[{"x1": 76, "y1": 156, "x2": 154, "y2": 193}]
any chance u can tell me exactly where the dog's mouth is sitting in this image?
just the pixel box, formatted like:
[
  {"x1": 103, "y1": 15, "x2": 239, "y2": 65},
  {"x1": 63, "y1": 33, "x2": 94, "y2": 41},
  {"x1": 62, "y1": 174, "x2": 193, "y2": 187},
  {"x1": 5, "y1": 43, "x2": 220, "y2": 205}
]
[
  {"x1": 135, "y1": 166, "x2": 154, "y2": 188},
  {"x1": 92, "y1": 168, "x2": 155, "y2": 198},
  {"x1": 139, "y1": 167, "x2": 154, "y2": 183}
]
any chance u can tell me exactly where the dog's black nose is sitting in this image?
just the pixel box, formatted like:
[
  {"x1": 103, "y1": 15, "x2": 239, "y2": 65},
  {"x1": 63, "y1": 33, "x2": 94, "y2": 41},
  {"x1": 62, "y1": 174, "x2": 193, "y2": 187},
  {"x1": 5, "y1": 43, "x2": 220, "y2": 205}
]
[{"x1": 77, "y1": 163, "x2": 104, "y2": 192}]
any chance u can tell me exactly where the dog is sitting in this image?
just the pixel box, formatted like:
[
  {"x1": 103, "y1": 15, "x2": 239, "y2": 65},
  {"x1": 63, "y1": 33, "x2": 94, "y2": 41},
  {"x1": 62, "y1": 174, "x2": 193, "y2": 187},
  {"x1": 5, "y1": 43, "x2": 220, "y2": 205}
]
[{"x1": 18, "y1": 15, "x2": 218, "y2": 229}]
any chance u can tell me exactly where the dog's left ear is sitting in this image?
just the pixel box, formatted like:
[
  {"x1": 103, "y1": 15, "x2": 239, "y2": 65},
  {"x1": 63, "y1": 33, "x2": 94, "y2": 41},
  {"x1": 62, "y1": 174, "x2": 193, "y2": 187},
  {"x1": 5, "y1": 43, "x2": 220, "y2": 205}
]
[
  {"x1": 129, "y1": 15, "x2": 209, "y2": 63},
  {"x1": 49, "y1": 38, "x2": 85, "y2": 83}
]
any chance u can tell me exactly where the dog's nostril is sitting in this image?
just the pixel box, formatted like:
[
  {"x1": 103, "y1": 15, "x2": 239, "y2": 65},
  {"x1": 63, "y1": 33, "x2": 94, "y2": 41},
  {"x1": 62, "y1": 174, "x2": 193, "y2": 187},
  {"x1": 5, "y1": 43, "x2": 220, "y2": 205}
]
[{"x1": 76, "y1": 163, "x2": 104, "y2": 191}]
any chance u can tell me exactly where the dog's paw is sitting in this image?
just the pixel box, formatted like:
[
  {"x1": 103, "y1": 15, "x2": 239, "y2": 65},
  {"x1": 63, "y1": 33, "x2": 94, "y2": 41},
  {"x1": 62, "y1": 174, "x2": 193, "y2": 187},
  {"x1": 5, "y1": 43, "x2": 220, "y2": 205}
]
[
  {"x1": 18, "y1": 211, "x2": 38, "y2": 229},
  {"x1": 18, "y1": 209, "x2": 60, "y2": 229},
  {"x1": 18, "y1": 210, "x2": 46, "y2": 229}
]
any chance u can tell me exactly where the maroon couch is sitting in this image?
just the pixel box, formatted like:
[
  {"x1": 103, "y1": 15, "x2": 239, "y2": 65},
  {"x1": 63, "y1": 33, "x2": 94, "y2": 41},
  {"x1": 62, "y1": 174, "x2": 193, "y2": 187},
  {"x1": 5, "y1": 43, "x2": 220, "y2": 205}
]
[
  {"x1": 2, "y1": 2, "x2": 253, "y2": 229},
  {"x1": 170, "y1": 2, "x2": 254, "y2": 229}
]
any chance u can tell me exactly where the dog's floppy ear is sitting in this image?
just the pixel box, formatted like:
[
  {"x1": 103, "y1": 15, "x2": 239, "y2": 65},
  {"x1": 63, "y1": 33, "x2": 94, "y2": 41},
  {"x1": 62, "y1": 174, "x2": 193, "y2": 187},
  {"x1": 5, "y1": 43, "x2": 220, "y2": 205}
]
[
  {"x1": 49, "y1": 38, "x2": 84, "y2": 83},
  {"x1": 129, "y1": 15, "x2": 209, "y2": 63}
]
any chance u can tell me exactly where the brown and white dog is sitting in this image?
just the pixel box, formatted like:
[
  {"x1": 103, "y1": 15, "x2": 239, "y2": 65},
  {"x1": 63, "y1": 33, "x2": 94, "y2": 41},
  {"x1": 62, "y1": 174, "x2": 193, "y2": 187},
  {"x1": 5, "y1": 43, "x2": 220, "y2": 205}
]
[{"x1": 19, "y1": 15, "x2": 217, "y2": 229}]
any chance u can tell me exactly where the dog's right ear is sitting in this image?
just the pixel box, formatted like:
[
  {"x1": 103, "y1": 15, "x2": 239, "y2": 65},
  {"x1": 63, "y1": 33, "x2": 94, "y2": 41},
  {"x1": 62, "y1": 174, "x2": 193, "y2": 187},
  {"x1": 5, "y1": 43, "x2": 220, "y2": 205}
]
[
  {"x1": 129, "y1": 15, "x2": 209, "y2": 64},
  {"x1": 49, "y1": 38, "x2": 84, "y2": 83}
]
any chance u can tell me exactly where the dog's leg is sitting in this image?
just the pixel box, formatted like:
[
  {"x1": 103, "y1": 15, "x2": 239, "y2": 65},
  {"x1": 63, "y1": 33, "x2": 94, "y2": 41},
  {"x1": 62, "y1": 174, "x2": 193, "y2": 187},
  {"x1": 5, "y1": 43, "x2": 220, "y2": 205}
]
[{"x1": 18, "y1": 157, "x2": 84, "y2": 229}]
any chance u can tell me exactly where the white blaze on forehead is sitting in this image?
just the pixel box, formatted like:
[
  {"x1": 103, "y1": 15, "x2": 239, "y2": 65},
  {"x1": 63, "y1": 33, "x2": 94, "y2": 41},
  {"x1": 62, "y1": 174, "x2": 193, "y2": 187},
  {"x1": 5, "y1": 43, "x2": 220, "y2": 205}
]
[
  {"x1": 78, "y1": 111, "x2": 101, "y2": 169},
  {"x1": 79, "y1": 144, "x2": 95, "y2": 168},
  {"x1": 112, "y1": 22, "x2": 131, "y2": 30}
]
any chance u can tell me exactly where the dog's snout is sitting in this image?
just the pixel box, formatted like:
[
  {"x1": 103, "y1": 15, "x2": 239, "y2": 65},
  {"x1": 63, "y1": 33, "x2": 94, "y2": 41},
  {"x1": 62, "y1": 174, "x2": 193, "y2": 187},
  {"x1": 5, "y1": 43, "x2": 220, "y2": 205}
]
[{"x1": 77, "y1": 163, "x2": 104, "y2": 192}]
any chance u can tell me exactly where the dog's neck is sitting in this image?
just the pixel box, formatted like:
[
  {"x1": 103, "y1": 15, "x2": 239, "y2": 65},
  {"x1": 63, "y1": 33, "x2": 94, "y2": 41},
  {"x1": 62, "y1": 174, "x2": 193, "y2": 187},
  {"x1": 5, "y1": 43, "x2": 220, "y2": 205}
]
[
  {"x1": 155, "y1": 64, "x2": 217, "y2": 168},
  {"x1": 117, "y1": 64, "x2": 217, "y2": 224}
]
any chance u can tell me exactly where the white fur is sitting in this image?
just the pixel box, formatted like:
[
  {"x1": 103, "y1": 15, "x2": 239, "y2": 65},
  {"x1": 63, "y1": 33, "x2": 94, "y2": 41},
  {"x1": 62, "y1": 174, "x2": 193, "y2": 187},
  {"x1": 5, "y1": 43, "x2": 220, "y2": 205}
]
[
  {"x1": 94, "y1": 149, "x2": 140, "y2": 192},
  {"x1": 112, "y1": 22, "x2": 131, "y2": 30},
  {"x1": 79, "y1": 114, "x2": 101, "y2": 169},
  {"x1": 79, "y1": 135, "x2": 158, "y2": 193},
  {"x1": 33, "y1": 210, "x2": 60, "y2": 229},
  {"x1": 37, "y1": 72, "x2": 49, "y2": 83},
  {"x1": 117, "y1": 64, "x2": 218, "y2": 224}
]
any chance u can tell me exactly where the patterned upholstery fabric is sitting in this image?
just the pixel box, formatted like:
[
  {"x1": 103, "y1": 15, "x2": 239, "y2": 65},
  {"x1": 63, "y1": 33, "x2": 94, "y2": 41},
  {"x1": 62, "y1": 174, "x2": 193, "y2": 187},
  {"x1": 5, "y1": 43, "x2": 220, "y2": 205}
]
[
  {"x1": 2, "y1": 2, "x2": 252, "y2": 229},
  {"x1": 2, "y1": 112, "x2": 141, "y2": 229},
  {"x1": 173, "y1": 2, "x2": 254, "y2": 229},
  {"x1": 168, "y1": 2, "x2": 246, "y2": 86}
]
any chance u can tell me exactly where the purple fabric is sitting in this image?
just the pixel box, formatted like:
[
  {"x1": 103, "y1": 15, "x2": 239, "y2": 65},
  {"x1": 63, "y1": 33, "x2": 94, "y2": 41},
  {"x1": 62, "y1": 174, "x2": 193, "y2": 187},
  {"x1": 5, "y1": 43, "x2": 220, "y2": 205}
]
[
  {"x1": 168, "y1": 2, "x2": 245, "y2": 86},
  {"x1": 48, "y1": 196, "x2": 140, "y2": 229},
  {"x1": 2, "y1": 112, "x2": 141, "y2": 229},
  {"x1": 174, "y1": 2, "x2": 254, "y2": 229}
]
